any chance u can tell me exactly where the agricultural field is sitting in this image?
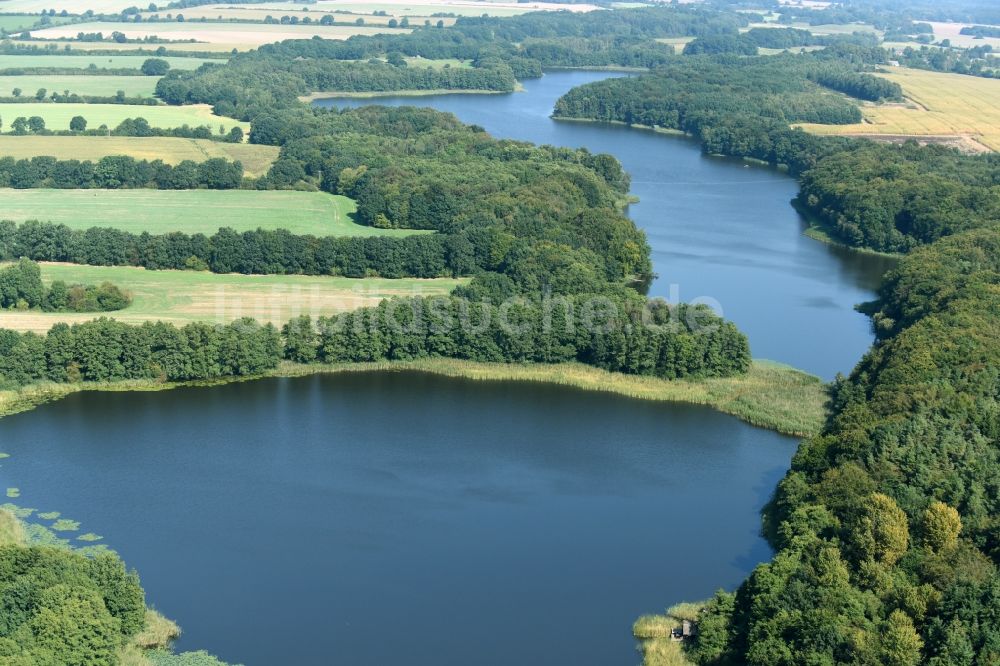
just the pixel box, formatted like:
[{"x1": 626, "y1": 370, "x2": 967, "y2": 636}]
[
  {"x1": 0, "y1": 189, "x2": 426, "y2": 236},
  {"x1": 654, "y1": 36, "x2": 693, "y2": 53},
  {"x1": 249, "y1": 0, "x2": 597, "y2": 17},
  {"x1": 0, "y1": 262, "x2": 464, "y2": 331},
  {"x1": 926, "y1": 21, "x2": 1000, "y2": 49},
  {"x1": 0, "y1": 102, "x2": 247, "y2": 131},
  {"x1": 0, "y1": 74, "x2": 159, "y2": 97},
  {"x1": 0, "y1": 0, "x2": 140, "y2": 11},
  {"x1": 139, "y1": 6, "x2": 457, "y2": 26},
  {"x1": 0, "y1": 54, "x2": 221, "y2": 70},
  {"x1": 758, "y1": 45, "x2": 825, "y2": 55},
  {"x1": 798, "y1": 67, "x2": 1000, "y2": 152},
  {"x1": 0, "y1": 14, "x2": 47, "y2": 31},
  {"x1": 744, "y1": 21, "x2": 881, "y2": 37},
  {"x1": 404, "y1": 56, "x2": 472, "y2": 68},
  {"x1": 27, "y1": 21, "x2": 412, "y2": 48},
  {"x1": 9, "y1": 40, "x2": 242, "y2": 52},
  {"x1": 0, "y1": 136, "x2": 279, "y2": 176}
]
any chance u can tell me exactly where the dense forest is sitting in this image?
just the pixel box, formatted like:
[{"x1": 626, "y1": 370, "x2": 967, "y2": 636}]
[
  {"x1": 553, "y1": 52, "x2": 875, "y2": 129},
  {"x1": 688, "y1": 228, "x2": 1000, "y2": 665},
  {"x1": 0, "y1": 544, "x2": 147, "y2": 663}
]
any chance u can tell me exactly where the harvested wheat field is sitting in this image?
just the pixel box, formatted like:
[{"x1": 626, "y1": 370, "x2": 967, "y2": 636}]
[
  {"x1": 798, "y1": 67, "x2": 1000, "y2": 152},
  {"x1": 0, "y1": 136, "x2": 278, "y2": 176}
]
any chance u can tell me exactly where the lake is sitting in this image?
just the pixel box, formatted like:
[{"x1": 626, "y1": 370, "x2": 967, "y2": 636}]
[
  {"x1": 0, "y1": 71, "x2": 890, "y2": 666},
  {"x1": 0, "y1": 372, "x2": 796, "y2": 666}
]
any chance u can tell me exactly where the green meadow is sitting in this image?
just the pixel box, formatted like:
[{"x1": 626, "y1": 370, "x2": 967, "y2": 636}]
[
  {"x1": 0, "y1": 75, "x2": 160, "y2": 97},
  {"x1": 0, "y1": 102, "x2": 247, "y2": 131},
  {"x1": 0, "y1": 189, "x2": 424, "y2": 236},
  {"x1": 0, "y1": 54, "x2": 220, "y2": 70}
]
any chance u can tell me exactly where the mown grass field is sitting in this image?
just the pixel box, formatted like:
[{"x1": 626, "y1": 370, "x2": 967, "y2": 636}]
[
  {"x1": 0, "y1": 102, "x2": 247, "y2": 131},
  {"x1": 28, "y1": 21, "x2": 411, "y2": 48},
  {"x1": 0, "y1": 262, "x2": 464, "y2": 331},
  {"x1": 798, "y1": 67, "x2": 1000, "y2": 151},
  {"x1": 0, "y1": 75, "x2": 160, "y2": 97},
  {"x1": 0, "y1": 136, "x2": 278, "y2": 176},
  {"x1": 0, "y1": 54, "x2": 221, "y2": 70},
  {"x1": 0, "y1": 189, "x2": 425, "y2": 236}
]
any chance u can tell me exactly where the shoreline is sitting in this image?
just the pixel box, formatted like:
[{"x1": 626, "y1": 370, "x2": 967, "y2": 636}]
[
  {"x1": 552, "y1": 115, "x2": 689, "y2": 137},
  {"x1": 0, "y1": 358, "x2": 827, "y2": 437},
  {"x1": 791, "y1": 199, "x2": 903, "y2": 258},
  {"x1": 557, "y1": 115, "x2": 902, "y2": 260}
]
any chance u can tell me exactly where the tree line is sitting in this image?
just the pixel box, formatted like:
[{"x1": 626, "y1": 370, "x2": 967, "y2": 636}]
[
  {"x1": 0, "y1": 155, "x2": 244, "y2": 189},
  {"x1": 0, "y1": 292, "x2": 749, "y2": 390},
  {"x1": 807, "y1": 66, "x2": 903, "y2": 101},
  {"x1": 156, "y1": 58, "x2": 522, "y2": 117},
  {"x1": 0, "y1": 114, "x2": 244, "y2": 142},
  {"x1": 3, "y1": 220, "x2": 460, "y2": 279}
]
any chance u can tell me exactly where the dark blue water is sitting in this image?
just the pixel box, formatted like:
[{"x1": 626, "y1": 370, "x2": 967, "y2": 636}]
[
  {"x1": 317, "y1": 71, "x2": 896, "y2": 380},
  {"x1": 0, "y1": 372, "x2": 796, "y2": 666}
]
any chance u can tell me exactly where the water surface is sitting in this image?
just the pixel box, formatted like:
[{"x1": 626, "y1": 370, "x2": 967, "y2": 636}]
[{"x1": 0, "y1": 372, "x2": 796, "y2": 666}]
